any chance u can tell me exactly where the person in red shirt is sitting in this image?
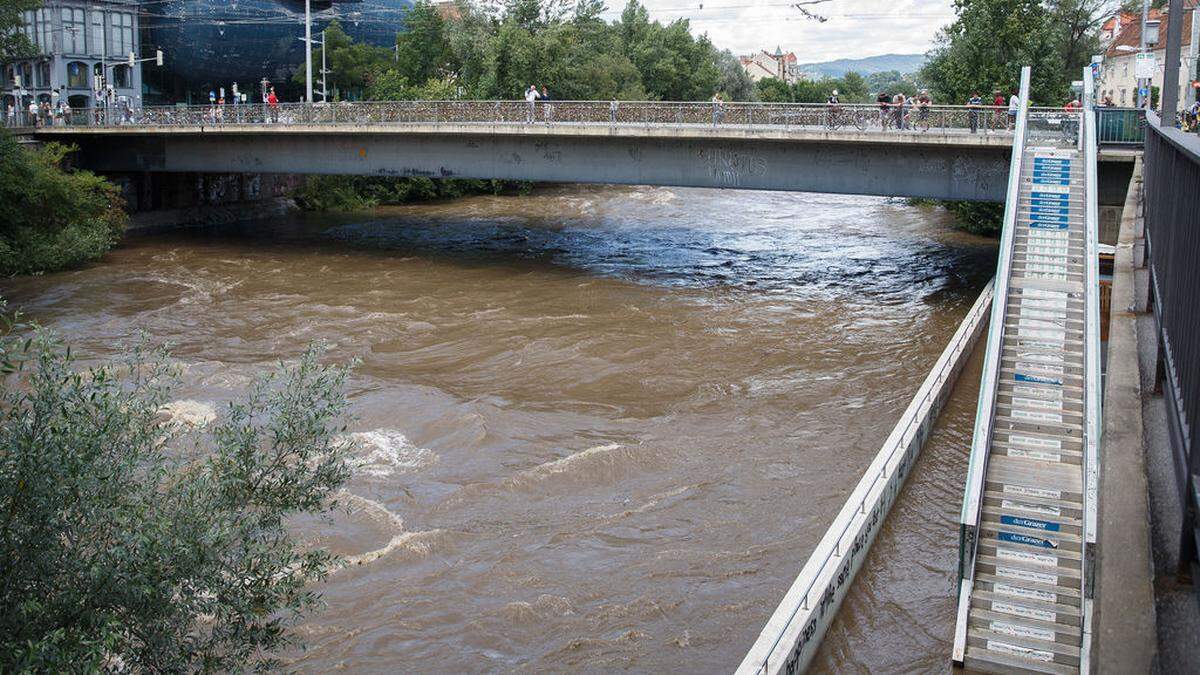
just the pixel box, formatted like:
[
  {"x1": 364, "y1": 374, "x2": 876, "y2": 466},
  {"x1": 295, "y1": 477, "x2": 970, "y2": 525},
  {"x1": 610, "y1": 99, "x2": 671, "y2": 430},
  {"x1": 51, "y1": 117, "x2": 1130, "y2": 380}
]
[
  {"x1": 267, "y1": 88, "x2": 279, "y2": 123},
  {"x1": 992, "y1": 90, "x2": 1006, "y2": 130}
]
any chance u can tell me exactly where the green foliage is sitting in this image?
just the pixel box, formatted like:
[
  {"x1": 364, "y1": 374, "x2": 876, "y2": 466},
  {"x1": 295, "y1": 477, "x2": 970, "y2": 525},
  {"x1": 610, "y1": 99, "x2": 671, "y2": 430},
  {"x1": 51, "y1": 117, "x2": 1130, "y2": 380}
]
[
  {"x1": 301, "y1": 0, "x2": 743, "y2": 103},
  {"x1": 754, "y1": 71, "x2": 871, "y2": 104},
  {"x1": 922, "y1": 0, "x2": 1108, "y2": 106},
  {"x1": 0, "y1": 323, "x2": 354, "y2": 671},
  {"x1": 0, "y1": 132, "x2": 127, "y2": 276},
  {"x1": 0, "y1": 0, "x2": 38, "y2": 61},
  {"x1": 865, "y1": 70, "x2": 921, "y2": 97},
  {"x1": 292, "y1": 175, "x2": 531, "y2": 212},
  {"x1": 945, "y1": 200, "x2": 1005, "y2": 235}
]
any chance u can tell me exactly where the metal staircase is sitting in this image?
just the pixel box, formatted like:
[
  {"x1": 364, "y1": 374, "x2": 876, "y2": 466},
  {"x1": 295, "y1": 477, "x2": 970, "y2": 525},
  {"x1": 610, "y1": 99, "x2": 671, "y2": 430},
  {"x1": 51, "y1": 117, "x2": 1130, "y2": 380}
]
[{"x1": 952, "y1": 67, "x2": 1102, "y2": 674}]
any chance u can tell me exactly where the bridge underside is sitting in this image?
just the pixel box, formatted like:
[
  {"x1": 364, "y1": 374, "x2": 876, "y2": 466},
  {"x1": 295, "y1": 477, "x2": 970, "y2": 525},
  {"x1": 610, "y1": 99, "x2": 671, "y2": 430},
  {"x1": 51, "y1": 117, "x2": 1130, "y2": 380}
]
[{"x1": 52, "y1": 128, "x2": 1023, "y2": 202}]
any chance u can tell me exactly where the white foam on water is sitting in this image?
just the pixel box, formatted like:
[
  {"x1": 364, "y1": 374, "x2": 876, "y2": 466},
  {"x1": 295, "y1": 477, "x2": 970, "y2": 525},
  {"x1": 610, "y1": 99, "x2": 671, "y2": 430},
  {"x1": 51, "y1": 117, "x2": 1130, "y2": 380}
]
[
  {"x1": 345, "y1": 430, "x2": 438, "y2": 478},
  {"x1": 159, "y1": 399, "x2": 217, "y2": 427},
  {"x1": 338, "y1": 490, "x2": 405, "y2": 532},
  {"x1": 524, "y1": 443, "x2": 625, "y2": 478},
  {"x1": 343, "y1": 529, "x2": 444, "y2": 567}
]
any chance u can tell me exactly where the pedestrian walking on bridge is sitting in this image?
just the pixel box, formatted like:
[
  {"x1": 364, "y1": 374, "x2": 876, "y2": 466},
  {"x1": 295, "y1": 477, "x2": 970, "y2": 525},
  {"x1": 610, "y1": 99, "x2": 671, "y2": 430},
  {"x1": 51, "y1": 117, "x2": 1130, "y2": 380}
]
[
  {"x1": 968, "y1": 92, "x2": 983, "y2": 133},
  {"x1": 541, "y1": 85, "x2": 553, "y2": 123}
]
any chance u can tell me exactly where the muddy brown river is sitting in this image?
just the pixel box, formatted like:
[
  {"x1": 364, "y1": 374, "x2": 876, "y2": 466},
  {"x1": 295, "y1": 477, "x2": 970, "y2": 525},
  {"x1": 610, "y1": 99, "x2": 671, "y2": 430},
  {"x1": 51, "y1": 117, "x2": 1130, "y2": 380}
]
[{"x1": 3, "y1": 185, "x2": 996, "y2": 672}]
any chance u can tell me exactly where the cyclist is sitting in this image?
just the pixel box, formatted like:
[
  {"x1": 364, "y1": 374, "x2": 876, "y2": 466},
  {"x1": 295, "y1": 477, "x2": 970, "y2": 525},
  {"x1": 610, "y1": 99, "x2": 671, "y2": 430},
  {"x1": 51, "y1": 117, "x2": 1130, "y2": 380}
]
[
  {"x1": 825, "y1": 89, "x2": 841, "y2": 128},
  {"x1": 876, "y1": 90, "x2": 891, "y2": 129}
]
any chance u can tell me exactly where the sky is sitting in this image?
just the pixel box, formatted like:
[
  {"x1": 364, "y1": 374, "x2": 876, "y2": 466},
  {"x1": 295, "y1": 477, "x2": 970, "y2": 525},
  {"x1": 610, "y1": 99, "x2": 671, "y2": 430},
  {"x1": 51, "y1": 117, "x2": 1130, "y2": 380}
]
[{"x1": 600, "y1": 0, "x2": 958, "y2": 63}]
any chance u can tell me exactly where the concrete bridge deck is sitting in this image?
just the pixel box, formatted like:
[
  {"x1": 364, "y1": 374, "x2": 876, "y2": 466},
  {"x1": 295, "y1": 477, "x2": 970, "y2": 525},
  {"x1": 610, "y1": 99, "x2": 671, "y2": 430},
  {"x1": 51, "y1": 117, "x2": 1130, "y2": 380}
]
[{"x1": 34, "y1": 117, "x2": 1133, "y2": 204}]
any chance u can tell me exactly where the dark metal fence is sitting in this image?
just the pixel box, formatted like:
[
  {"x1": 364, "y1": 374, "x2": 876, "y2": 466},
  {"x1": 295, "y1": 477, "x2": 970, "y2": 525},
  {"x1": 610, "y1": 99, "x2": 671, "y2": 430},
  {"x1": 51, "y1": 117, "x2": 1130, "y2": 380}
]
[
  {"x1": 1143, "y1": 113, "x2": 1200, "y2": 578},
  {"x1": 1097, "y1": 107, "x2": 1146, "y2": 145}
]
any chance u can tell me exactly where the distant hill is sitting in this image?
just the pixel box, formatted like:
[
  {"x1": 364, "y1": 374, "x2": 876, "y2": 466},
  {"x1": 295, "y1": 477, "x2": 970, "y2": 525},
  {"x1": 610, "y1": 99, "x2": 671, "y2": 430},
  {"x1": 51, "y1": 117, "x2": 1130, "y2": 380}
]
[{"x1": 796, "y1": 53, "x2": 927, "y2": 78}]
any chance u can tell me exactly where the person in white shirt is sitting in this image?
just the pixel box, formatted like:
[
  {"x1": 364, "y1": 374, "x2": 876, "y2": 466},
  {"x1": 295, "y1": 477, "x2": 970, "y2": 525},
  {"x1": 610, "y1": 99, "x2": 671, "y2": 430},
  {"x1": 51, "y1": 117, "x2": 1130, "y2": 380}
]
[
  {"x1": 1007, "y1": 90, "x2": 1020, "y2": 128},
  {"x1": 524, "y1": 84, "x2": 540, "y2": 123}
]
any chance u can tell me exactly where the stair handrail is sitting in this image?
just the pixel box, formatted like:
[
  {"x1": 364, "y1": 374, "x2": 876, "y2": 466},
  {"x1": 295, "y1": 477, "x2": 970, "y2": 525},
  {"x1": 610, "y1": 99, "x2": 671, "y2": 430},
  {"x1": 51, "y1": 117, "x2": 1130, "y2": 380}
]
[
  {"x1": 1079, "y1": 63, "x2": 1102, "y2": 674},
  {"x1": 951, "y1": 64, "x2": 1031, "y2": 665}
]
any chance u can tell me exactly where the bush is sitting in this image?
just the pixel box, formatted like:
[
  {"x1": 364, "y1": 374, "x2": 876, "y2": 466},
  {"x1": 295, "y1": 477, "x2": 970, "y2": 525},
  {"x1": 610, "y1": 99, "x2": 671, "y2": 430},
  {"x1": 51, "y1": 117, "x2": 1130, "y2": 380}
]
[
  {"x1": 0, "y1": 132, "x2": 127, "y2": 276},
  {"x1": 943, "y1": 200, "x2": 1004, "y2": 236},
  {"x1": 292, "y1": 175, "x2": 532, "y2": 212},
  {"x1": 0, "y1": 311, "x2": 353, "y2": 671}
]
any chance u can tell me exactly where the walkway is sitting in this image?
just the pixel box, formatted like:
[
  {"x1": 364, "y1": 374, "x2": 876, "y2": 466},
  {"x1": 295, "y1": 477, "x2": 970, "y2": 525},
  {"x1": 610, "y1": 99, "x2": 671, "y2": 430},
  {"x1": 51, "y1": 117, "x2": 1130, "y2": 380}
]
[{"x1": 952, "y1": 68, "x2": 1102, "y2": 674}]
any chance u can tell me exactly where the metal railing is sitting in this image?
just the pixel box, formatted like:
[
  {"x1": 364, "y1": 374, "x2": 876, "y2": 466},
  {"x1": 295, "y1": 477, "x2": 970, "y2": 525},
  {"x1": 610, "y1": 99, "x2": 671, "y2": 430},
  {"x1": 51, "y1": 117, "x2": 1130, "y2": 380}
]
[
  {"x1": 1096, "y1": 107, "x2": 1147, "y2": 145},
  {"x1": 952, "y1": 65, "x2": 1032, "y2": 665},
  {"x1": 22, "y1": 100, "x2": 1025, "y2": 137},
  {"x1": 741, "y1": 278, "x2": 995, "y2": 675},
  {"x1": 1143, "y1": 110, "x2": 1200, "y2": 586}
]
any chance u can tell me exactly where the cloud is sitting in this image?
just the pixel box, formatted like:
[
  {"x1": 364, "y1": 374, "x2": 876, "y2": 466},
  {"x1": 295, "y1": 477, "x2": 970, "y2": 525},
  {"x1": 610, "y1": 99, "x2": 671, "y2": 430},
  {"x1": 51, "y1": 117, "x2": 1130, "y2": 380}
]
[{"x1": 607, "y1": 0, "x2": 957, "y2": 62}]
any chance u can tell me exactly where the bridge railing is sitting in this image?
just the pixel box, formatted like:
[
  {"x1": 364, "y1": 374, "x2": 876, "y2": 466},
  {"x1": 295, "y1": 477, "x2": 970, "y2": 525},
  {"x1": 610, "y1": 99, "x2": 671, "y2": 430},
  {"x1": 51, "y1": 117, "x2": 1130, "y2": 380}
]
[
  {"x1": 47, "y1": 100, "x2": 1021, "y2": 136},
  {"x1": 1143, "y1": 110, "x2": 1200, "y2": 593},
  {"x1": 1028, "y1": 106, "x2": 1084, "y2": 146},
  {"x1": 1096, "y1": 106, "x2": 1146, "y2": 145}
]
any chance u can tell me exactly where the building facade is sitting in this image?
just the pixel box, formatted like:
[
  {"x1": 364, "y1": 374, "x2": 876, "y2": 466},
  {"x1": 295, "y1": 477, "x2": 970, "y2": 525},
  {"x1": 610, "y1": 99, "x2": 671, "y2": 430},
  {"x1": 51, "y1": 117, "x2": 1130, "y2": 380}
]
[
  {"x1": 740, "y1": 47, "x2": 803, "y2": 84},
  {"x1": 1097, "y1": 3, "x2": 1199, "y2": 108},
  {"x1": 3, "y1": 0, "x2": 143, "y2": 114}
]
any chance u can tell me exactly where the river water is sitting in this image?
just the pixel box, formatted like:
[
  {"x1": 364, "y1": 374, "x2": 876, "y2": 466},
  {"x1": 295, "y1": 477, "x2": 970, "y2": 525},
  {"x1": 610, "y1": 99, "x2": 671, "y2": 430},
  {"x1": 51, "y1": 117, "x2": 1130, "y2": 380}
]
[{"x1": 2, "y1": 185, "x2": 996, "y2": 672}]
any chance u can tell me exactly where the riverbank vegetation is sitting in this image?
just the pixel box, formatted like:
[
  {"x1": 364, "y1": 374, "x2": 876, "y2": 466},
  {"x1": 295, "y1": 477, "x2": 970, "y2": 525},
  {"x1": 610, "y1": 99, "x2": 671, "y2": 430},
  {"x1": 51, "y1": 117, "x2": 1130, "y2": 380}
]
[
  {"x1": 0, "y1": 133, "x2": 127, "y2": 275},
  {"x1": 293, "y1": 175, "x2": 532, "y2": 211},
  {"x1": 0, "y1": 313, "x2": 354, "y2": 671}
]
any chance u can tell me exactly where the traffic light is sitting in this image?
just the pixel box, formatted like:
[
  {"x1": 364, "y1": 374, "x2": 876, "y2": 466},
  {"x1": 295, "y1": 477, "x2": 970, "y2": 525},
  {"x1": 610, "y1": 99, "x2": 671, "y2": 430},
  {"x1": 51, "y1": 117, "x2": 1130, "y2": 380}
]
[
  {"x1": 128, "y1": 52, "x2": 135, "y2": 68},
  {"x1": 156, "y1": 49, "x2": 164, "y2": 67}
]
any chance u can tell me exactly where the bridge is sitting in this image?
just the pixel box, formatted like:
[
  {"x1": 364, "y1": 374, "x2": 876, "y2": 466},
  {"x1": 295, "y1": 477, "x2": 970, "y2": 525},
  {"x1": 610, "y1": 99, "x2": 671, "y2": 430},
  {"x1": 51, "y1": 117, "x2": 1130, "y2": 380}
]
[{"x1": 30, "y1": 100, "x2": 1133, "y2": 205}]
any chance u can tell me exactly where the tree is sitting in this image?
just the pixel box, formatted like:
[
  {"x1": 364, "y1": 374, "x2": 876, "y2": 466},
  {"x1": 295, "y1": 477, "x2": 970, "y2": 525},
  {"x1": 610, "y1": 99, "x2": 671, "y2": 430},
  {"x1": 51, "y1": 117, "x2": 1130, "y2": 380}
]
[
  {"x1": 0, "y1": 0, "x2": 38, "y2": 62},
  {"x1": 295, "y1": 20, "x2": 391, "y2": 100},
  {"x1": 0, "y1": 329, "x2": 354, "y2": 671},
  {"x1": 0, "y1": 134, "x2": 126, "y2": 276},
  {"x1": 713, "y1": 48, "x2": 755, "y2": 101},
  {"x1": 922, "y1": 0, "x2": 1064, "y2": 106},
  {"x1": 394, "y1": 1, "x2": 454, "y2": 85}
]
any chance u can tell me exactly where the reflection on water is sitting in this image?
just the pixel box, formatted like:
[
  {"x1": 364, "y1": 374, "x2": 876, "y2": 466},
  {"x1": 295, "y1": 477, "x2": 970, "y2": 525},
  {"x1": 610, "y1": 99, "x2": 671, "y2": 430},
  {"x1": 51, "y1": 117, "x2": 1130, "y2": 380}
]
[{"x1": 2, "y1": 185, "x2": 995, "y2": 672}]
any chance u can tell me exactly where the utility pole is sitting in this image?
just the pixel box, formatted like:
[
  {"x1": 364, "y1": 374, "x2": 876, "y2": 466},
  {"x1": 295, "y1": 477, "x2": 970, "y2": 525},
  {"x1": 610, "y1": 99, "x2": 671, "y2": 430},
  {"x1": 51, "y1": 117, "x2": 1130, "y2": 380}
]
[
  {"x1": 305, "y1": 0, "x2": 313, "y2": 104},
  {"x1": 321, "y1": 29, "x2": 328, "y2": 102},
  {"x1": 1138, "y1": 0, "x2": 1150, "y2": 108},
  {"x1": 1160, "y1": 0, "x2": 1184, "y2": 125}
]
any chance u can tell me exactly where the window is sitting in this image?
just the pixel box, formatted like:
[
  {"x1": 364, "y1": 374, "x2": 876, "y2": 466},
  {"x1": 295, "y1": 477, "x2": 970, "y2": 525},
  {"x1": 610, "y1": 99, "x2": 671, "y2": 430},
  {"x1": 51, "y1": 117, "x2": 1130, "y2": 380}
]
[
  {"x1": 90, "y1": 11, "x2": 104, "y2": 57},
  {"x1": 4, "y1": 66, "x2": 13, "y2": 88},
  {"x1": 68, "y1": 94, "x2": 89, "y2": 110},
  {"x1": 36, "y1": 60, "x2": 50, "y2": 87},
  {"x1": 109, "y1": 13, "x2": 133, "y2": 58},
  {"x1": 67, "y1": 61, "x2": 89, "y2": 89},
  {"x1": 112, "y1": 64, "x2": 129, "y2": 89},
  {"x1": 62, "y1": 7, "x2": 86, "y2": 54},
  {"x1": 1119, "y1": 88, "x2": 1127, "y2": 105},
  {"x1": 36, "y1": 8, "x2": 53, "y2": 53},
  {"x1": 1123, "y1": 62, "x2": 1129, "y2": 77},
  {"x1": 21, "y1": 10, "x2": 35, "y2": 47},
  {"x1": 20, "y1": 63, "x2": 33, "y2": 89}
]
